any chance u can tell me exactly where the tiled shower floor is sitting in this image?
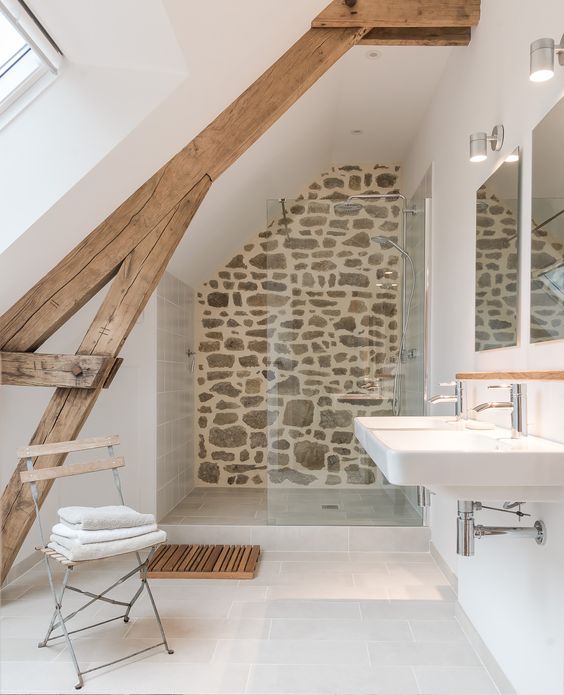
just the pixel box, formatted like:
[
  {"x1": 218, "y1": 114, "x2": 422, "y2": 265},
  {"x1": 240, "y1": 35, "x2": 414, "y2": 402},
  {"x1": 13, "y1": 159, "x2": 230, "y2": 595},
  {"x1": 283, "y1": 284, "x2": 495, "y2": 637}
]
[{"x1": 161, "y1": 487, "x2": 423, "y2": 526}]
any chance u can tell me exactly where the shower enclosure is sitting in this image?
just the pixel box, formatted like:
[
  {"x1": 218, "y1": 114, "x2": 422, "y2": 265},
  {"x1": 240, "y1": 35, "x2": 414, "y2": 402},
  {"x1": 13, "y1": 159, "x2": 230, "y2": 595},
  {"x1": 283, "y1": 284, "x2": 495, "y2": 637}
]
[{"x1": 263, "y1": 185, "x2": 428, "y2": 526}]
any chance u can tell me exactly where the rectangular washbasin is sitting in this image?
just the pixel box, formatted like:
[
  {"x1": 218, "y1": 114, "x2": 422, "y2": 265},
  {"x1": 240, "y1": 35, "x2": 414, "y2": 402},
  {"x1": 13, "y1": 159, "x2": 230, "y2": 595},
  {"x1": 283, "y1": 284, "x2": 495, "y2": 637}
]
[
  {"x1": 354, "y1": 416, "x2": 458, "y2": 450},
  {"x1": 355, "y1": 419, "x2": 564, "y2": 501}
]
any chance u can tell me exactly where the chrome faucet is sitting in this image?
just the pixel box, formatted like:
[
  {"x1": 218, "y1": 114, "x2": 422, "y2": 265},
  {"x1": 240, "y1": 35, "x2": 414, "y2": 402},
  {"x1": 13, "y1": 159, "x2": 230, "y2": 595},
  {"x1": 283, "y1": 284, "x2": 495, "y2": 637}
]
[
  {"x1": 428, "y1": 380, "x2": 465, "y2": 418},
  {"x1": 472, "y1": 383, "x2": 527, "y2": 438}
]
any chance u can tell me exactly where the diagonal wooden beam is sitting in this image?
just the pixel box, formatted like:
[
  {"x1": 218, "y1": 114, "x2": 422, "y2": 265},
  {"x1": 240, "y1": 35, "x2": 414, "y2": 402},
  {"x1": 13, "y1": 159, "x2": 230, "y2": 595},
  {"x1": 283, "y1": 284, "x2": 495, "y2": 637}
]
[
  {"x1": 359, "y1": 26, "x2": 471, "y2": 45},
  {"x1": 0, "y1": 176, "x2": 210, "y2": 582},
  {"x1": 0, "y1": 27, "x2": 365, "y2": 354},
  {"x1": 0, "y1": 352, "x2": 117, "y2": 389},
  {"x1": 313, "y1": 0, "x2": 480, "y2": 28}
]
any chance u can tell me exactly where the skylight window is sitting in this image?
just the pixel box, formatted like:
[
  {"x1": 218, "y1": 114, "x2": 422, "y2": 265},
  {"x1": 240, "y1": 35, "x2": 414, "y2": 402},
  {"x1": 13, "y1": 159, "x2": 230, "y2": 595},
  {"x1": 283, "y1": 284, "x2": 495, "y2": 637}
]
[{"x1": 0, "y1": 0, "x2": 62, "y2": 117}]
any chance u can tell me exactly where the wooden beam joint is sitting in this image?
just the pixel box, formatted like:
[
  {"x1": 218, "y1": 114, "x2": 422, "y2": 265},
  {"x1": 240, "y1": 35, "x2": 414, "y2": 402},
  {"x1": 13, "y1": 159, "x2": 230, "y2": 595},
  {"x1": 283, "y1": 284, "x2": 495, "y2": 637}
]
[
  {"x1": 0, "y1": 352, "x2": 116, "y2": 389},
  {"x1": 359, "y1": 26, "x2": 471, "y2": 46},
  {"x1": 313, "y1": 0, "x2": 481, "y2": 29}
]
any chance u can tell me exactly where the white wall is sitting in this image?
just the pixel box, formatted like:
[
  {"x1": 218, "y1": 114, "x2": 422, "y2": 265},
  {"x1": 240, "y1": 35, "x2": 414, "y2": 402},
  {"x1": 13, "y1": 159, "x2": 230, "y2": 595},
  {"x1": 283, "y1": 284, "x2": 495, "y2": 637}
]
[
  {"x1": 0, "y1": 62, "x2": 184, "y2": 255},
  {"x1": 404, "y1": 1, "x2": 564, "y2": 692}
]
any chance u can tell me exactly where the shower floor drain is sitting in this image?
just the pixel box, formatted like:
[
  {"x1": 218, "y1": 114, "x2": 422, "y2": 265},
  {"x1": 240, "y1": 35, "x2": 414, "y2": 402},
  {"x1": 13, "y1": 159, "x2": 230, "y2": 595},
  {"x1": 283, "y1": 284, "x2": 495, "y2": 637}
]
[{"x1": 321, "y1": 504, "x2": 340, "y2": 510}]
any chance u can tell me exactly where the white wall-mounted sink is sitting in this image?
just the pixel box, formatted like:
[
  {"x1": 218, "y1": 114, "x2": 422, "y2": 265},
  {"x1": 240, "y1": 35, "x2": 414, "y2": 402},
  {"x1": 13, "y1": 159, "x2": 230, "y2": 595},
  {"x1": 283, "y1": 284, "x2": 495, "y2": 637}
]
[
  {"x1": 355, "y1": 416, "x2": 564, "y2": 502},
  {"x1": 356, "y1": 415, "x2": 458, "y2": 431}
]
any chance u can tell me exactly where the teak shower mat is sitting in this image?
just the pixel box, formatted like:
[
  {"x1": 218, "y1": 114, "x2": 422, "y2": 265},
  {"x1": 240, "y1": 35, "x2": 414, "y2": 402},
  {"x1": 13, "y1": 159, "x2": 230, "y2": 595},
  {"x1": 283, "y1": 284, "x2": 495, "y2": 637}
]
[{"x1": 147, "y1": 543, "x2": 261, "y2": 579}]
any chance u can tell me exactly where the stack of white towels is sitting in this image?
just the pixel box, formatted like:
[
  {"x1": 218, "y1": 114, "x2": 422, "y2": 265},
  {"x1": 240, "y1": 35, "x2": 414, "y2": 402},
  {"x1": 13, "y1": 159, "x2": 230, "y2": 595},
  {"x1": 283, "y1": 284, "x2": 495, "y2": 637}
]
[{"x1": 48, "y1": 505, "x2": 167, "y2": 562}]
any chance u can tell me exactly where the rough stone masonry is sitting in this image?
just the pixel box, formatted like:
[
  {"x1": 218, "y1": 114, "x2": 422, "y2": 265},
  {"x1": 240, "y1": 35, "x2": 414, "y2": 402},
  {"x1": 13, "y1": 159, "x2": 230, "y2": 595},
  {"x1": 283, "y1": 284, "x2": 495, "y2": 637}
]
[{"x1": 196, "y1": 164, "x2": 405, "y2": 488}]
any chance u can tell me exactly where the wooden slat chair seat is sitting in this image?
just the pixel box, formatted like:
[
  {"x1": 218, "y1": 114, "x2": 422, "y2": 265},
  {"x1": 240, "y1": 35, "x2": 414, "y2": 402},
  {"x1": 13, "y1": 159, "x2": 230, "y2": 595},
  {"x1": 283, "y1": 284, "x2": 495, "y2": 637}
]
[
  {"x1": 36, "y1": 546, "x2": 75, "y2": 567},
  {"x1": 18, "y1": 435, "x2": 173, "y2": 690}
]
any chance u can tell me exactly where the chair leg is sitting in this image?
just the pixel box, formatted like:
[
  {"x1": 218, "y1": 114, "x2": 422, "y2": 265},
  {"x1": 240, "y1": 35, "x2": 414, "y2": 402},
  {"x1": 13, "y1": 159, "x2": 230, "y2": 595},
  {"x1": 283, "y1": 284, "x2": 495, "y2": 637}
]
[
  {"x1": 39, "y1": 605, "x2": 60, "y2": 648},
  {"x1": 36, "y1": 548, "x2": 170, "y2": 688},
  {"x1": 42, "y1": 564, "x2": 84, "y2": 689},
  {"x1": 39, "y1": 560, "x2": 72, "y2": 647},
  {"x1": 58, "y1": 607, "x2": 84, "y2": 690},
  {"x1": 142, "y1": 577, "x2": 174, "y2": 654},
  {"x1": 123, "y1": 582, "x2": 144, "y2": 623}
]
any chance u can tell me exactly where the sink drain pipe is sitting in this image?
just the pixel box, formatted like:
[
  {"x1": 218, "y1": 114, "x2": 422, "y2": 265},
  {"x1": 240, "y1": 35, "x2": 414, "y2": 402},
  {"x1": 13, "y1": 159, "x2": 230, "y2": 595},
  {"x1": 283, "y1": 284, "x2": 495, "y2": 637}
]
[{"x1": 457, "y1": 501, "x2": 546, "y2": 557}]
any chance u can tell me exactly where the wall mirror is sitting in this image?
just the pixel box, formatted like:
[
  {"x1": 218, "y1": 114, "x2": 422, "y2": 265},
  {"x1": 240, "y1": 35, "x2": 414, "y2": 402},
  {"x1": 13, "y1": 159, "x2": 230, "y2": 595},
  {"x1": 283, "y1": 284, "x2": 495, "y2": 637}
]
[
  {"x1": 475, "y1": 148, "x2": 520, "y2": 351},
  {"x1": 531, "y1": 99, "x2": 564, "y2": 343}
]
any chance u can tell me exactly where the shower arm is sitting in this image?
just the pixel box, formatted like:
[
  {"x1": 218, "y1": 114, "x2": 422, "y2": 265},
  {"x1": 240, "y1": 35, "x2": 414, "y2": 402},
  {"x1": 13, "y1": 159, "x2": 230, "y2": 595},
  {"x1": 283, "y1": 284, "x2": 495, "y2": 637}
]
[{"x1": 346, "y1": 194, "x2": 416, "y2": 215}]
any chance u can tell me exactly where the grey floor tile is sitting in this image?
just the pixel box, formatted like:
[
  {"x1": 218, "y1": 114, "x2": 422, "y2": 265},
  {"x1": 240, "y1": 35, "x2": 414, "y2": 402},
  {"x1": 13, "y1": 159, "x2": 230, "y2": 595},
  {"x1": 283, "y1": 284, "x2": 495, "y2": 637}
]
[
  {"x1": 368, "y1": 641, "x2": 482, "y2": 667},
  {"x1": 410, "y1": 619, "x2": 468, "y2": 642},
  {"x1": 414, "y1": 666, "x2": 499, "y2": 694},
  {"x1": 361, "y1": 599, "x2": 456, "y2": 620},
  {"x1": 213, "y1": 638, "x2": 369, "y2": 665},
  {"x1": 229, "y1": 599, "x2": 361, "y2": 620},
  {"x1": 126, "y1": 617, "x2": 272, "y2": 640},
  {"x1": 246, "y1": 663, "x2": 418, "y2": 694},
  {"x1": 269, "y1": 617, "x2": 412, "y2": 641}
]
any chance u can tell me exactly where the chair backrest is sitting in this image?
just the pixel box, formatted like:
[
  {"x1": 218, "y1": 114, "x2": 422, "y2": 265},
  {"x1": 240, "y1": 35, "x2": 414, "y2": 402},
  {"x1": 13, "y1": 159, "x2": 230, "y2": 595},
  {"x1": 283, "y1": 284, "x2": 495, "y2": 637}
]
[
  {"x1": 17, "y1": 435, "x2": 120, "y2": 459},
  {"x1": 18, "y1": 435, "x2": 123, "y2": 485},
  {"x1": 16, "y1": 434, "x2": 125, "y2": 483},
  {"x1": 18, "y1": 435, "x2": 125, "y2": 548}
]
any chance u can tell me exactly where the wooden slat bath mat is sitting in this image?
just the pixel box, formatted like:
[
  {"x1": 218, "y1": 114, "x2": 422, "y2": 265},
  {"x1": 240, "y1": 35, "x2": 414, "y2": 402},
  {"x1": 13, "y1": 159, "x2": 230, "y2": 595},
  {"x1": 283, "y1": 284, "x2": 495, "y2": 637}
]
[{"x1": 147, "y1": 544, "x2": 261, "y2": 579}]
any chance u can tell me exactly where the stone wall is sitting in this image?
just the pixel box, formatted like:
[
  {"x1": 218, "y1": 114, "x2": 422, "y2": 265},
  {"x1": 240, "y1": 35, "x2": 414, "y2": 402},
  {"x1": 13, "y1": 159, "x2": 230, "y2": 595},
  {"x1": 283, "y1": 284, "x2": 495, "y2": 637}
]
[
  {"x1": 196, "y1": 164, "x2": 404, "y2": 487},
  {"x1": 475, "y1": 186, "x2": 519, "y2": 351},
  {"x1": 530, "y1": 216, "x2": 564, "y2": 343}
]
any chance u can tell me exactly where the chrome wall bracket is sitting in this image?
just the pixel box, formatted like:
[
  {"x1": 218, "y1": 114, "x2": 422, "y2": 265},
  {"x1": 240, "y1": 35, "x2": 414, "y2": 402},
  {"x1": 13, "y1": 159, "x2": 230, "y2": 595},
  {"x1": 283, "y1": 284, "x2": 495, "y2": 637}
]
[
  {"x1": 417, "y1": 486, "x2": 432, "y2": 508},
  {"x1": 457, "y1": 500, "x2": 546, "y2": 557}
]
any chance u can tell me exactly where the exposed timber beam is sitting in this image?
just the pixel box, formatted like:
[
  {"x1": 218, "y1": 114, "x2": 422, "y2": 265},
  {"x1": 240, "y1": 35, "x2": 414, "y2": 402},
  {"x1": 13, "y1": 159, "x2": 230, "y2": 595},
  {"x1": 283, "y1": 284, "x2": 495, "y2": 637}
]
[
  {"x1": 0, "y1": 352, "x2": 116, "y2": 389},
  {"x1": 0, "y1": 27, "x2": 365, "y2": 355},
  {"x1": 0, "y1": 176, "x2": 211, "y2": 582},
  {"x1": 101, "y1": 357, "x2": 123, "y2": 389},
  {"x1": 359, "y1": 26, "x2": 471, "y2": 45},
  {"x1": 313, "y1": 0, "x2": 480, "y2": 28}
]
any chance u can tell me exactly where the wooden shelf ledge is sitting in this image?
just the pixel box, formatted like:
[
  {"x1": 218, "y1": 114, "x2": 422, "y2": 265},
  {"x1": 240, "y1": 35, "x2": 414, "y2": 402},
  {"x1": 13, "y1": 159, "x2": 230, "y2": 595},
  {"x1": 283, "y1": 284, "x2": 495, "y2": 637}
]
[{"x1": 456, "y1": 371, "x2": 564, "y2": 382}]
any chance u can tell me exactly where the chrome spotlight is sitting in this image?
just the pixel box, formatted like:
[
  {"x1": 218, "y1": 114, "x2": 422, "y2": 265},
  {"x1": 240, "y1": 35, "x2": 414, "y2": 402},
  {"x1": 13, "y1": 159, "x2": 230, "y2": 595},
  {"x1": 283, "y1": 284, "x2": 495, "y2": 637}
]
[{"x1": 469, "y1": 125, "x2": 504, "y2": 163}]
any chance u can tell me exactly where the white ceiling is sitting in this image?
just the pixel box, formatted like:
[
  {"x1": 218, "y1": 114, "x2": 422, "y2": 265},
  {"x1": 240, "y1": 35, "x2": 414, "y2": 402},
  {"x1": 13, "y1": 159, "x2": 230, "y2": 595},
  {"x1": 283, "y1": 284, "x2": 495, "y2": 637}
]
[
  {"x1": 167, "y1": 39, "x2": 452, "y2": 285},
  {"x1": 2, "y1": 0, "x2": 455, "y2": 292}
]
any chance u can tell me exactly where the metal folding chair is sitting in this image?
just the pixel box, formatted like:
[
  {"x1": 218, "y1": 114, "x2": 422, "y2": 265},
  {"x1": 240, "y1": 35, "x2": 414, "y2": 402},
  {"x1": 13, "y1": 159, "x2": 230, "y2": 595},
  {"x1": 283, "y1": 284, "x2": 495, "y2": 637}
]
[{"x1": 18, "y1": 435, "x2": 173, "y2": 689}]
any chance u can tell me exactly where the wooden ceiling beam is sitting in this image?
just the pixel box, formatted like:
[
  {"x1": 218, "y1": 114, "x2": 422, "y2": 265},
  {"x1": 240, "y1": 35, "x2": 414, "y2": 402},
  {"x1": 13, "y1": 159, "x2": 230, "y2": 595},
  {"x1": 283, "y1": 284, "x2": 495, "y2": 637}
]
[
  {"x1": 0, "y1": 352, "x2": 117, "y2": 389},
  {"x1": 0, "y1": 27, "x2": 365, "y2": 355},
  {"x1": 359, "y1": 26, "x2": 471, "y2": 45},
  {"x1": 313, "y1": 0, "x2": 480, "y2": 28}
]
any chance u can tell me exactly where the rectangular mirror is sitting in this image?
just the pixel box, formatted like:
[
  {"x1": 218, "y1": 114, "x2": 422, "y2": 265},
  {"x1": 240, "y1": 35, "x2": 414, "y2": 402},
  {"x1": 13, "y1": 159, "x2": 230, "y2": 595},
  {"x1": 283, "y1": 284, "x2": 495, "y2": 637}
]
[
  {"x1": 475, "y1": 148, "x2": 520, "y2": 351},
  {"x1": 531, "y1": 99, "x2": 564, "y2": 343}
]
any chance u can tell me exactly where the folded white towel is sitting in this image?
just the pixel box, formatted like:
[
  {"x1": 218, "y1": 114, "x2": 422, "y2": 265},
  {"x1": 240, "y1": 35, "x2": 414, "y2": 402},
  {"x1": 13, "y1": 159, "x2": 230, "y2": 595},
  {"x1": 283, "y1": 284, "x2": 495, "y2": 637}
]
[
  {"x1": 48, "y1": 530, "x2": 167, "y2": 561},
  {"x1": 58, "y1": 505, "x2": 155, "y2": 530},
  {"x1": 52, "y1": 522, "x2": 157, "y2": 544}
]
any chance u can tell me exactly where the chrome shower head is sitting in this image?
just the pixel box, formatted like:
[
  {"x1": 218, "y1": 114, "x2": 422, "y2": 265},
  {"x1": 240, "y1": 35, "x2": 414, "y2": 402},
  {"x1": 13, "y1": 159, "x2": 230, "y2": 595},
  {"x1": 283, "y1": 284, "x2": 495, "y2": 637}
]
[
  {"x1": 334, "y1": 194, "x2": 416, "y2": 215},
  {"x1": 334, "y1": 200, "x2": 364, "y2": 213},
  {"x1": 371, "y1": 235, "x2": 410, "y2": 258}
]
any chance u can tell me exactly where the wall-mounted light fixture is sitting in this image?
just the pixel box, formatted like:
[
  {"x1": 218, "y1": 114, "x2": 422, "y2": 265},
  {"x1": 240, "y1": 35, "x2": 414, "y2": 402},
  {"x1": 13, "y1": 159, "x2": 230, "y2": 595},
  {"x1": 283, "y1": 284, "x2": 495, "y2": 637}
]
[
  {"x1": 530, "y1": 35, "x2": 564, "y2": 82},
  {"x1": 469, "y1": 125, "x2": 504, "y2": 163}
]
